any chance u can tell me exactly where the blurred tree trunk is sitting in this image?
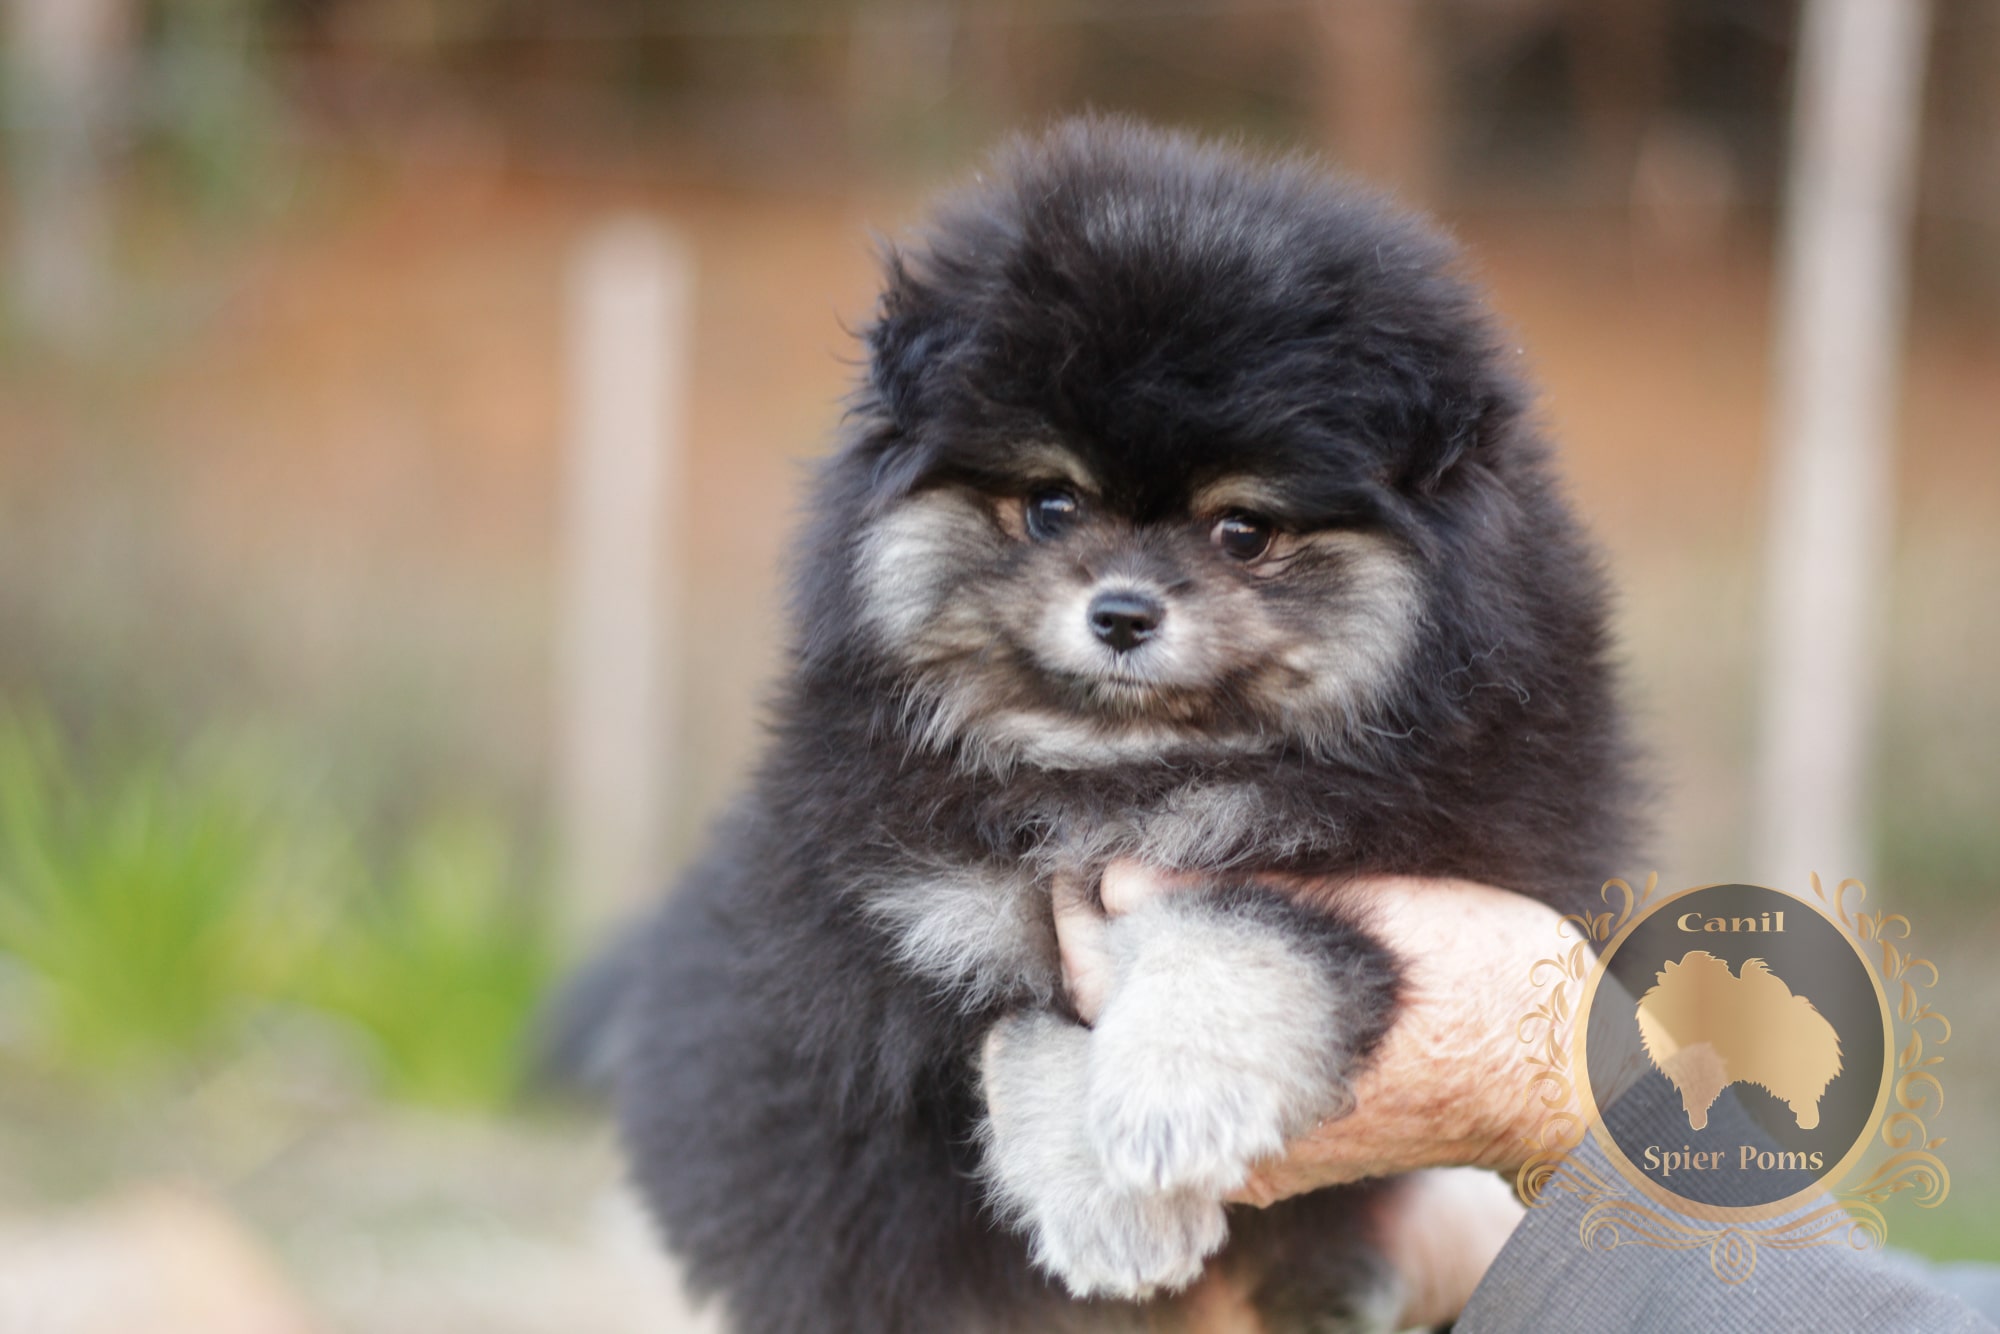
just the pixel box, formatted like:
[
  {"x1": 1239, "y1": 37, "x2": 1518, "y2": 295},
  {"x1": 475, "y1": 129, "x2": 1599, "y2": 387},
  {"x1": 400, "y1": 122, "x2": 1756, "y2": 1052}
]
[
  {"x1": 556, "y1": 220, "x2": 692, "y2": 927},
  {"x1": 1919, "y1": 0, "x2": 2000, "y2": 311},
  {"x1": 1311, "y1": 0, "x2": 1437, "y2": 204},
  {"x1": 1756, "y1": 0, "x2": 1932, "y2": 887},
  {"x1": 1565, "y1": 0, "x2": 1669, "y2": 212},
  {"x1": 2, "y1": 0, "x2": 129, "y2": 348}
]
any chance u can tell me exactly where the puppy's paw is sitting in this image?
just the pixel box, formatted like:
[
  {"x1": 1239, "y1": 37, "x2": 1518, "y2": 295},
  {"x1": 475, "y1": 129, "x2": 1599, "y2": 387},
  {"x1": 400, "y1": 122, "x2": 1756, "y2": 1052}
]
[
  {"x1": 1022, "y1": 1178, "x2": 1226, "y2": 1301},
  {"x1": 979, "y1": 1011, "x2": 1229, "y2": 1300},
  {"x1": 1086, "y1": 1036, "x2": 1303, "y2": 1196},
  {"x1": 1084, "y1": 887, "x2": 1375, "y2": 1195}
]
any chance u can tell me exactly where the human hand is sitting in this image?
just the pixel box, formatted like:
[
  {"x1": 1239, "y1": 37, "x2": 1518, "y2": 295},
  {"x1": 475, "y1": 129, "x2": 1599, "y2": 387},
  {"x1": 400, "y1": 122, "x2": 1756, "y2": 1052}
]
[{"x1": 1063, "y1": 864, "x2": 1589, "y2": 1194}]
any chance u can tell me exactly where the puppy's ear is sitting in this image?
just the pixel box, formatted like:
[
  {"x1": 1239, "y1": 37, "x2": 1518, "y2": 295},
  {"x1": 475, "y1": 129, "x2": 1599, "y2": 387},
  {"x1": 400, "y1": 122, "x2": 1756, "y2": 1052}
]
[
  {"x1": 866, "y1": 249, "x2": 968, "y2": 434},
  {"x1": 855, "y1": 248, "x2": 973, "y2": 498},
  {"x1": 1402, "y1": 383, "x2": 1521, "y2": 497},
  {"x1": 1401, "y1": 401, "x2": 1477, "y2": 496}
]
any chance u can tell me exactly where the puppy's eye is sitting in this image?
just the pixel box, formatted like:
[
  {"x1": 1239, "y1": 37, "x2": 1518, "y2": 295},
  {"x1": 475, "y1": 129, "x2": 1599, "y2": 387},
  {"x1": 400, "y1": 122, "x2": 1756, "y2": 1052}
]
[
  {"x1": 1026, "y1": 488, "x2": 1081, "y2": 541},
  {"x1": 1211, "y1": 512, "x2": 1275, "y2": 562}
]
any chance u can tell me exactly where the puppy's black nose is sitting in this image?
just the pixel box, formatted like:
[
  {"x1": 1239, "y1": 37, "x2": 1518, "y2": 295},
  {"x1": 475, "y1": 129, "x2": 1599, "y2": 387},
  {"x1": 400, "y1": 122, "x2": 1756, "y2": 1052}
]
[{"x1": 1087, "y1": 590, "x2": 1164, "y2": 653}]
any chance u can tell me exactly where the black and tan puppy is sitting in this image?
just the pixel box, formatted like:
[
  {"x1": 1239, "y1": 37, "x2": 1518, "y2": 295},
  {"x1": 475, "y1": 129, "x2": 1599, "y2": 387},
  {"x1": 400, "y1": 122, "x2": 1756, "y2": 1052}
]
[{"x1": 606, "y1": 118, "x2": 1640, "y2": 1332}]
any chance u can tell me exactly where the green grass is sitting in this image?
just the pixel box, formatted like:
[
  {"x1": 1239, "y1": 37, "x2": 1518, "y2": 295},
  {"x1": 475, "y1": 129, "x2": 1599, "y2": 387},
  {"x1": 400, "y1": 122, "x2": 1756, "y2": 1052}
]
[
  {"x1": 0, "y1": 712, "x2": 557, "y2": 1111},
  {"x1": 0, "y1": 717, "x2": 290, "y2": 1075},
  {"x1": 292, "y1": 811, "x2": 557, "y2": 1110}
]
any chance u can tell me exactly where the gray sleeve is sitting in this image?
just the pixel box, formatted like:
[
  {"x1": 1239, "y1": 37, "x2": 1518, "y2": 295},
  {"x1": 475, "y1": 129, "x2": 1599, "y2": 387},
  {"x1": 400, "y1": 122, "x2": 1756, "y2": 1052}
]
[{"x1": 1457, "y1": 1131, "x2": 1997, "y2": 1333}]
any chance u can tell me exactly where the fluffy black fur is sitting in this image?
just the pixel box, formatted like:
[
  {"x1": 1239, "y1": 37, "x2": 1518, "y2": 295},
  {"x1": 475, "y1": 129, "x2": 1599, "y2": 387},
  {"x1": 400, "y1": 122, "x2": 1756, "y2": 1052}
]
[{"x1": 610, "y1": 118, "x2": 1641, "y2": 1333}]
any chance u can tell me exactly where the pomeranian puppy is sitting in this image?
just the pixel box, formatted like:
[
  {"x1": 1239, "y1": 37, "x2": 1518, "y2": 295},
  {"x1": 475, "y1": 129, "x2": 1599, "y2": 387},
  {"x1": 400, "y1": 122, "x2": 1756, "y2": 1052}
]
[{"x1": 600, "y1": 118, "x2": 1639, "y2": 1333}]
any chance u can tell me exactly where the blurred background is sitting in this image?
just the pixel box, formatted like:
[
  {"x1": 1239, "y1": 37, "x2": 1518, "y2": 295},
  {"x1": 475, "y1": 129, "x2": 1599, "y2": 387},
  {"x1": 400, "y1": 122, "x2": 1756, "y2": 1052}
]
[{"x1": 0, "y1": 1, "x2": 1994, "y2": 1330}]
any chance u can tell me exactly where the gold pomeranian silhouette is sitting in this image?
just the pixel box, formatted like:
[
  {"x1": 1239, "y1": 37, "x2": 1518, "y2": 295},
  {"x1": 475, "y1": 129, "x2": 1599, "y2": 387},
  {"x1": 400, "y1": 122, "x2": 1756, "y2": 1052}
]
[{"x1": 1635, "y1": 950, "x2": 1844, "y2": 1132}]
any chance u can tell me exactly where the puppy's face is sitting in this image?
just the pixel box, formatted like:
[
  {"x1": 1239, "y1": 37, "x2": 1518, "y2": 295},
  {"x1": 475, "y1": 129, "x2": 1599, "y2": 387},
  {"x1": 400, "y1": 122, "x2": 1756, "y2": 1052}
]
[
  {"x1": 828, "y1": 122, "x2": 1519, "y2": 768},
  {"x1": 854, "y1": 456, "x2": 1421, "y2": 767}
]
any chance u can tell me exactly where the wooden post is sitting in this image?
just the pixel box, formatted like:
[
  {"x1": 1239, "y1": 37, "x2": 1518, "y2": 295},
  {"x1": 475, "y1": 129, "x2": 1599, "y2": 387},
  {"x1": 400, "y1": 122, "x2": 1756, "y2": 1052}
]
[
  {"x1": 1755, "y1": 0, "x2": 1931, "y2": 887},
  {"x1": 555, "y1": 219, "x2": 693, "y2": 929}
]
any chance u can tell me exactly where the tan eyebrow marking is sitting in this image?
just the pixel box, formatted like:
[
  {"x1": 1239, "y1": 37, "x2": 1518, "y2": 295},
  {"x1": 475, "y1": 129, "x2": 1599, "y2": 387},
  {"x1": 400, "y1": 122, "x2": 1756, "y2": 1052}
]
[
  {"x1": 1011, "y1": 444, "x2": 1098, "y2": 495},
  {"x1": 1190, "y1": 476, "x2": 1290, "y2": 517}
]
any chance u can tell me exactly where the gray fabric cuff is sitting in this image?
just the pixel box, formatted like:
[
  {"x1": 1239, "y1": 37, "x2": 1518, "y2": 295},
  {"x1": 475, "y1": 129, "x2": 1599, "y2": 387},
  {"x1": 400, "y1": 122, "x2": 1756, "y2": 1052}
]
[{"x1": 1457, "y1": 1126, "x2": 1996, "y2": 1333}]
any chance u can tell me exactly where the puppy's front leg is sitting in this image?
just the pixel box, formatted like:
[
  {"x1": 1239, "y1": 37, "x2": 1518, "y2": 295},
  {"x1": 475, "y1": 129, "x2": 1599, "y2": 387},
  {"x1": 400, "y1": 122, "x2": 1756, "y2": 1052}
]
[
  {"x1": 979, "y1": 1011, "x2": 1228, "y2": 1300},
  {"x1": 1086, "y1": 886, "x2": 1399, "y2": 1197}
]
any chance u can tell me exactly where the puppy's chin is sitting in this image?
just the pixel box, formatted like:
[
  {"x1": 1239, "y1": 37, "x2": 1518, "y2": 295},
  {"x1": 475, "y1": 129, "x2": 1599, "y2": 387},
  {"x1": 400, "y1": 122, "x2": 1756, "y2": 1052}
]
[
  {"x1": 888, "y1": 631, "x2": 1406, "y2": 775},
  {"x1": 1038, "y1": 650, "x2": 1222, "y2": 720},
  {"x1": 941, "y1": 706, "x2": 1267, "y2": 772},
  {"x1": 885, "y1": 656, "x2": 1255, "y2": 772},
  {"x1": 903, "y1": 637, "x2": 1408, "y2": 772},
  {"x1": 1069, "y1": 675, "x2": 1182, "y2": 718}
]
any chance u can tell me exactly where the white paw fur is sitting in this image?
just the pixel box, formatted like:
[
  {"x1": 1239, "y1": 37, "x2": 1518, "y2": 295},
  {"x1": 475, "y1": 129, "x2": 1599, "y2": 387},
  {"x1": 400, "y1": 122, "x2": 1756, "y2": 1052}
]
[
  {"x1": 979, "y1": 1012, "x2": 1228, "y2": 1300},
  {"x1": 1086, "y1": 892, "x2": 1347, "y2": 1196}
]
